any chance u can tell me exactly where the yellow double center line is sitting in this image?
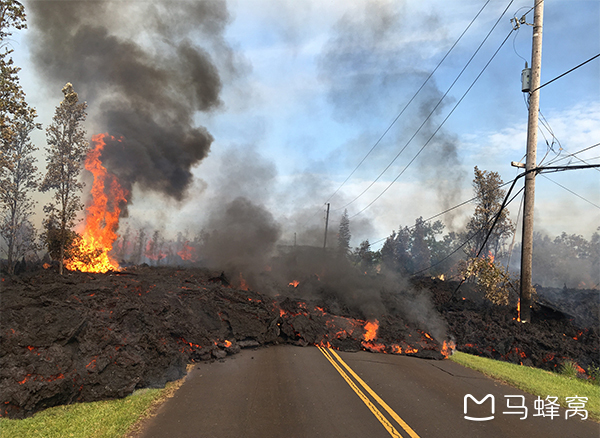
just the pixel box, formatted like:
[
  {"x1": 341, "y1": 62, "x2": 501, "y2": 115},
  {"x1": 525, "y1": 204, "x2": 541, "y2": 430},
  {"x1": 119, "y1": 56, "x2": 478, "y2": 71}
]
[{"x1": 317, "y1": 346, "x2": 421, "y2": 438}]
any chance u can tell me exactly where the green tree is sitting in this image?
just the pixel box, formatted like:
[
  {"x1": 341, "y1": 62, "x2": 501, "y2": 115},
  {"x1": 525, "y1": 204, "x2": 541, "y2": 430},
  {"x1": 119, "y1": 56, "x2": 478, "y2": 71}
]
[
  {"x1": 411, "y1": 217, "x2": 431, "y2": 274},
  {"x1": 337, "y1": 209, "x2": 351, "y2": 258},
  {"x1": 0, "y1": 118, "x2": 40, "y2": 273},
  {"x1": 40, "y1": 83, "x2": 89, "y2": 275},
  {"x1": 0, "y1": 1, "x2": 40, "y2": 274},
  {"x1": 354, "y1": 239, "x2": 376, "y2": 274},
  {"x1": 381, "y1": 227, "x2": 412, "y2": 275},
  {"x1": 466, "y1": 166, "x2": 514, "y2": 259}
]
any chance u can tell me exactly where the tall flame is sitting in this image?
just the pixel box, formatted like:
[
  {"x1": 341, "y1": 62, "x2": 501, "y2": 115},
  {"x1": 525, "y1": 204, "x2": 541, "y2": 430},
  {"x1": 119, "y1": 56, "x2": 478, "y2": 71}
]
[{"x1": 65, "y1": 134, "x2": 128, "y2": 273}]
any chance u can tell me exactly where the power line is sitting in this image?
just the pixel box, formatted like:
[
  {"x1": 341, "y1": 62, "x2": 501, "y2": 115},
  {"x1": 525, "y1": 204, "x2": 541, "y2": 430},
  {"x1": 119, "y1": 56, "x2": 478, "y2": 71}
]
[
  {"x1": 546, "y1": 142, "x2": 600, "y2": 171},
  {"x1": 323, "y1": 0, "x2": 493, "y2": 205},
  {"x1": 411, "y1": 184, "x2": 525, "y2": 278},
  {"x1": 530, "y1": 53, "x2": 600, "y2": 94},
  {"x1": 368, "y1": 180, "x2": 514, "y2": 246},
  {"x1": 540, "y1": 174, "x2": 600, "y2": 210},
  {"x1": 332, "y1": 0, "x2": 516, "y2": 213},
  {"x1": 350, "y1": 27, "x2": 515, "y2": 219}
]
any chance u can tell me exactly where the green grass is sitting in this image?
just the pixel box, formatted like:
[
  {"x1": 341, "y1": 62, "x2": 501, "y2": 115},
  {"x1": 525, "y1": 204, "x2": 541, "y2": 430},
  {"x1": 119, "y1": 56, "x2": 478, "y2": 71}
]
[
  {"x1": 0, "y1": 387, "x2": 168, "y2": 438},
  {"x1": 451, "y1": 351, "x2": 600, "y2": 421}
]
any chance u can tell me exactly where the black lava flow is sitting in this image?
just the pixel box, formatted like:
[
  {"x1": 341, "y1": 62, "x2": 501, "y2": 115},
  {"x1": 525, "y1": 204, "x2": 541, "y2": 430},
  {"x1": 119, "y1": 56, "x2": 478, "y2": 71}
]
[{"x1": 1, "y1": 266, "x2": 597, "y2": 419}]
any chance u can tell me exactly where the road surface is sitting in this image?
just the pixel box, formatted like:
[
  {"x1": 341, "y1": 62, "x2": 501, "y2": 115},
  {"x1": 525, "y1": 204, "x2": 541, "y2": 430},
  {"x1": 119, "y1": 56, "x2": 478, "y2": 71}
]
[{"x1": 138, "y1": 345, "x2": 598, "y2": 438}]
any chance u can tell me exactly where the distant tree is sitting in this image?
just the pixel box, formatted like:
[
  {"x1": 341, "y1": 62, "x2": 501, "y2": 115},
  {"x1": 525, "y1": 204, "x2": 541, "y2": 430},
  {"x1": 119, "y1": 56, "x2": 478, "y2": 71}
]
[
  {"x1": 146, "y1": 229, "x2": 165, "y2": 265},
  {"x1": 40, "y1": 83, "x2": 89, "y2": 275},
  {"x1": 337, "y1": 209, "x2": 351, "y2": 258},
  {"x1": 465, "y1": 166, "x2": 514, "y2": 259},
  {"x1": 132, "y1": 228, "x2": 147, "y2": 265}
]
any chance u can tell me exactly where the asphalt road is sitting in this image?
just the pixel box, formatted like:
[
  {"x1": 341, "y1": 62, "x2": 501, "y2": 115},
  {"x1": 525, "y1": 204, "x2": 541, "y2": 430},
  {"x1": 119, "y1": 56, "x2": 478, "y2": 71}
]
[{"x1": 138, "y1": 345, "x2": 599, "y2": 438}]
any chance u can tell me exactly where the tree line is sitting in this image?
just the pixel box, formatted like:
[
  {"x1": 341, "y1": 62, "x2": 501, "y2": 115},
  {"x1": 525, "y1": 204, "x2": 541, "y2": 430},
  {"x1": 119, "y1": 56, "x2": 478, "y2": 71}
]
[
  {"x1": 334, "y1": 167, "x2": 599, "y2": 292},
  {"x1": 1, "y1": 2, "x2": 89, "y2": 274}
]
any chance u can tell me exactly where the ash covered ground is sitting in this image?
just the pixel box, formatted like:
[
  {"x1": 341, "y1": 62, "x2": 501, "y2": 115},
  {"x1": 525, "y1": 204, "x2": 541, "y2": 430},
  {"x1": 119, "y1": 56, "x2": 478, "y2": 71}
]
[{"x1": 1, "y1": 263, "x2": 598, "y2": 419}]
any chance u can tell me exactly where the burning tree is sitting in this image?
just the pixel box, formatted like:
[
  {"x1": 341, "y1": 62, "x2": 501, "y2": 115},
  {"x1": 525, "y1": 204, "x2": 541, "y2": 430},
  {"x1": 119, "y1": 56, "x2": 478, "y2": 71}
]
[
  {"x1": 0, "y1": 1, "x2": 40, "y2": 274},
  {"x1": 40, "y1": 83, "x2": 89, "y2": 275}
]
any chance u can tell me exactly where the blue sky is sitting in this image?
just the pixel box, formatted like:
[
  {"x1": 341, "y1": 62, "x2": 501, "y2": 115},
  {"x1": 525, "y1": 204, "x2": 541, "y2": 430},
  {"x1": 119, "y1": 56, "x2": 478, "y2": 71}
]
[{"x1": 14, "y1": 0, "x2": 600, "y2": 249}]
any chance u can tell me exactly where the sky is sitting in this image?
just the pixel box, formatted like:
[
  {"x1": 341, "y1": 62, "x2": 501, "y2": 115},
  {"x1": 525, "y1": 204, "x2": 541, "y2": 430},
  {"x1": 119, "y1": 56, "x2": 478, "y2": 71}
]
[{"x1": 11, "y1": 0, "x2": 600, "y2": 251}]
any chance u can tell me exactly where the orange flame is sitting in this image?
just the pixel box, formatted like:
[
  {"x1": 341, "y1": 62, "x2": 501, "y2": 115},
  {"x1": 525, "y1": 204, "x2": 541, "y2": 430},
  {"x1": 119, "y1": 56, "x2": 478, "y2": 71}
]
[
  {"x1": 65, "y1": 134, "x2": 128, "y2": 273},
  {"x1": 177, "y1": 242, "x2": 195, "y2": 261},
  {"x1": 288, "y1": 280, "x2": 300, "y2": 288},
  {"x1": 363, "y1": 320, "x2": 379, "y2": 341},
  {"x1": 224, "y1": 340, "x2": 232, "y2": 348},
  {"x1": 441, "y1": 340, "x2": 456, "y2": 358},
  {"x1": 239, "y1": 273, "x2": 249, "y2": 291}
]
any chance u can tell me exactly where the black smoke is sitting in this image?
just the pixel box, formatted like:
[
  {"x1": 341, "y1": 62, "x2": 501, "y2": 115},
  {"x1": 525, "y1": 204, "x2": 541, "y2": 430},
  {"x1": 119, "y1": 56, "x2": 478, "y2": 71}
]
[{"x1": 27, "y1": 0, "x2": 237, "y2": 203}]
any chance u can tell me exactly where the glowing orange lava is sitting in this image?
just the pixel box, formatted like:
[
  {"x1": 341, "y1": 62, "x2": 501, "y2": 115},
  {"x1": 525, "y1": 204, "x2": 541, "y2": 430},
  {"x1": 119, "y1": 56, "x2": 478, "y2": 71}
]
[
  {"x1": 288, "y1": 280, "x2": 300, "y2": 288},
  {"x1": 65, "y1": 134, "x2": 128, "y2": 273}
]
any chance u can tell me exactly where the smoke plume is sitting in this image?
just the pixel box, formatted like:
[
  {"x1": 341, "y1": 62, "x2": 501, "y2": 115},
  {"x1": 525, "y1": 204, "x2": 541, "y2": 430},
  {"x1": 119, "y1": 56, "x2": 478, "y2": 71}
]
[
  {"x1": 318, "y1": 0, "x2": 465, "y2": 229},
  {"x1": 27, "y1": 0, "x2": 238, "y2": 204}
]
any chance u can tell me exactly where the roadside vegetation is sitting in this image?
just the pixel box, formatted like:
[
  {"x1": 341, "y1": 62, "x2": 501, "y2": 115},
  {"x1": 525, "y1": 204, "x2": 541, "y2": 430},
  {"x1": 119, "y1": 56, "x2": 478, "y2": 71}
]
[
  {"x1": 451, "y1": 351, "x2": 599, "y2": 421},
  {"x1": 0, "y1": 372, "x2": 187, "y2": 438}
]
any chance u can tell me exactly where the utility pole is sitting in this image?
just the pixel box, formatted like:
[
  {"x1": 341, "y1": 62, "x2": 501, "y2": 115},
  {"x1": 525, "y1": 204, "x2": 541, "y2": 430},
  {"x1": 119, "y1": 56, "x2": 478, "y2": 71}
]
[
  {"x1": 323, "y1": 203, "x2": 330, "y2": 249},
  {"x1": 520, "y1": 0, "x2": 544, "y2": 323}
]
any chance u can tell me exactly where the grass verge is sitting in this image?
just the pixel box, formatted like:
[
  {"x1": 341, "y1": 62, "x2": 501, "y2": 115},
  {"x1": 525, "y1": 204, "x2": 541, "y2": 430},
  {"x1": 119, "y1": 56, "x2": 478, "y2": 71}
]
[
  {"x1": 450, "y1": 351, "x2": 599, "y2": 421},
  {"x1": 0, "y1": 367, "x2": 190, "y2": 438}
]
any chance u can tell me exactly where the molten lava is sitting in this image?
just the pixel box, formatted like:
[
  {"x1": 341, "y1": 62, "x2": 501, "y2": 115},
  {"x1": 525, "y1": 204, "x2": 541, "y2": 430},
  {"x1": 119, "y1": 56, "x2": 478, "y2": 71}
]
[
  {"x1": 65, "y1": 134, "x2": 128, "y2": 273},
  {"x1": 288, "y1": 280, "x2": 300, "y2": 288}
]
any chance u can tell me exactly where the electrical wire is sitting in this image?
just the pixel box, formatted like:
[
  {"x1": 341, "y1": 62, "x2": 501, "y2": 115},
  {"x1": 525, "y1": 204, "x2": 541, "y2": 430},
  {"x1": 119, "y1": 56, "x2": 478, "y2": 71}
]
[
  {"x1": 540, "y1": 174, "x2": 600, "y2": 210},
  {"x1": 332, "y1": 0, "x2": 516, "y2": 213},
  {"x1": 546, "y1": 143, "x2": 600, "y2": 170},
  {"x1": 323, "y1": 0, "x2": 494, "y2": 206},
  {"x1": 350, "y1": 27, "x2": 515, "y2": 219},
  {"x1": 410, "y1": 185, "x2": 525, "y2": 277},
  {"x1": 368, "y1": 180, "x2": 515, "y2": 247},
  {"x1": 529, "y1": 53, "x2": 600, "y2": 94}
]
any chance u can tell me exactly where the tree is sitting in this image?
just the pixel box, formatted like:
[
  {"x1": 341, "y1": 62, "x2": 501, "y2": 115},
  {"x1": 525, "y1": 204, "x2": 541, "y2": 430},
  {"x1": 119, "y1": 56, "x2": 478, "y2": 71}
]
[
  {"x1": 465, "y1": 166, "x2": 514, "y2": 259},
  {"x1": 411, "y1": 217, "x2": 431, "y2": 274},
  {"x1": 40, "y1": 83, "x2": 89, "y2": 275},
  {"x1": 0, "y1": 1, "x2": 40, "y2": 274},
  {"x1": 336, "y1": 209, "x2": 351, "y2": 258},
  {"x1": 0, "y1": 1, "x2": 29, "y2": 152},
  {"x1": 0, "y1": 118, "x2": 40, "y2": 273},
  {"x1": 354, "y1": 239, "x2": 376, "y2": 274}
]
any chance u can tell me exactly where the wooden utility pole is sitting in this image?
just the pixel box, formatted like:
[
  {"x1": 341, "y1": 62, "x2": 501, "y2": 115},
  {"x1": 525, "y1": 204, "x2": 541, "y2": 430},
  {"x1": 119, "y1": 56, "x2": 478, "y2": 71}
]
[
  {"x1": 519, "y1": 0, "x2": 544, "y2": 323},
  {"x1": 323, "y1": 203, "x2": 330, "y2": 249}
]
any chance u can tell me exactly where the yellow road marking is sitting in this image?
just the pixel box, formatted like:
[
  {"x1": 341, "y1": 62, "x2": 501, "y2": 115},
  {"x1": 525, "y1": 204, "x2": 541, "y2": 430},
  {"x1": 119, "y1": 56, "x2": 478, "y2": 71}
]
[
  {"x1": 317, "y1": 346, "x2": 403, "y2": 437},
  {"x1": 321, "y1": 347, "x2": 421, "y2": 438}
]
